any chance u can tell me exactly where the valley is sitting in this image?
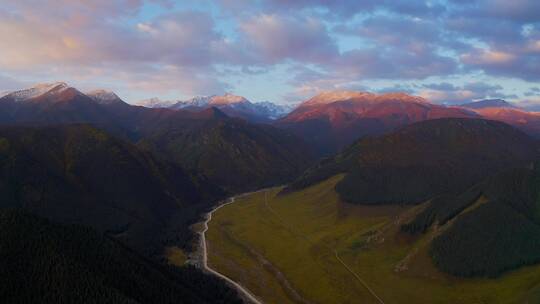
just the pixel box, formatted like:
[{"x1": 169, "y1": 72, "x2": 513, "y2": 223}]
[
  {"x1": 195, "y1": 193, "x2": 266, "y2": 304},
  {"x1": 3, "y1": 1, "x2": 540, "y2": 303},
  {"x1": 2, "y1": 82, "x2": 540, "y2": 303},
  {"x1": 206, "y1": 176, "x2": 540, "y2": 304}
]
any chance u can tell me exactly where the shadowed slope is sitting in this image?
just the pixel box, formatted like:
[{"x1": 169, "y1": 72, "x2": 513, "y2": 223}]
[
  {"x1": 287, "y1": 118, "x2": 538, "y2": 205},
  {"x1": 139, "y1": 114, "x2": 315, "y2": 192},
  {"x1": 0, "y1": 124, "x2": 224, "y2": 253},
  {"x1": 402, "y1": 165, "x2": 540, "y2": 277}
]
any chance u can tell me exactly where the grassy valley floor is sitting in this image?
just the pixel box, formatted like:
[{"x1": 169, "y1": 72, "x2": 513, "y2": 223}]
[{"x1": 206, "y1": 175, "x2": 540, "y2": 304}]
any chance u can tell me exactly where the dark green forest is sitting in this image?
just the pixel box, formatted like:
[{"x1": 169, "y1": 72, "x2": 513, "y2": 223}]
[
  {"x1": 138, "y1": 113, "x2": 315, "y2": 193},
  {"x1": 404, "y1": 166, "x2": 540, "y2": 277},
  {"x1": 287, "y1": 118, "x2": 538, "y2": 204},
  {"x1": 0, "y1": 209, "x2": 241, "y2": 304},
  {"x1": 0, "y1": 124, "x2": 224, "y2": 254}
]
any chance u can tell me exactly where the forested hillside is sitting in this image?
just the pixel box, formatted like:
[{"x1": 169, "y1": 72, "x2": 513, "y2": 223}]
[
  {"x1": 415, "y1": 165, "x2": 540, "y2": 277},
  {"x1": 286, "y1": 118, "x2": 539, "y2": 205},
  {"x1": 0, "y1": 124, "x2": 224, "y2": 253},
  {"x1": 0, "y1": 209, "x2": 241, "y2": 304},
  {"x1": 139, "y1": 112, "x2": 315, "y2": 192}
]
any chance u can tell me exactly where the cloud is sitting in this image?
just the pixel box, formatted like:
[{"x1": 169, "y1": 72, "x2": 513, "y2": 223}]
[
  {"x1": 122, "y1": 65, "x2": 229, "y2": 95},
  {"x1": 0, "y1": 6, "x2": 237, "y2": 67},
  {"x1": 418, "y1": 81, "x2": 513, "y2": 104},
  {"x1": 0, "y1": 74, "x2": 27, "y2": 92},
  {"x1": 337, "y1": 15, "x2": 441, "y2": 48},
  {"x1": 333, "y1": 48, "x2": 457, "y2": 79},
  {"x1": 239, "y1": 14, "x2": 338, "y2": 64},
  {"x1": 445, "y1": 2, "x2": 540, "y2": 81},
  {"x1": 0, "y1": 1, "x2": 242, "y2": 95},
  {"x1": 461, "y1": 47, "x2": 540, "y2": 81},
  {"x1": 220, "y1": 0, "x2": 446, "y2": 19},
  {"x1": 377, "y1": 84, "x2": 416, "y2": 94},
  {"x1": 525, "y1": 87, "x2": 540, "y2": 97},
  {"x1": 0, "y1": 0, "x2": 538, "y2": 101},
  {"x1": 468, "y1": 0, "x2": 540, "y2": 23}
]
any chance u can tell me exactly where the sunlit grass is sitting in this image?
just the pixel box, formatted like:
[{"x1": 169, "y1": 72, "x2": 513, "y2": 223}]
[
  {"x1": 164, "y1": 246, "x2": 187, "y2": 267},
  {"x1": 207, "y1": 175, "x2": 540, "y2": 304}
]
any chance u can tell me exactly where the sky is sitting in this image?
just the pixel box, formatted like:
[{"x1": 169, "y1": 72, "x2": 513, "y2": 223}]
[{"x1": 0, "y1": 0, "x2": 539, "y2": 106}]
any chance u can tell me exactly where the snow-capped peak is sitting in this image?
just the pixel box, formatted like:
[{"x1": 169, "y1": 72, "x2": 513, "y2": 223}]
[
  {"x1": 253, "y1": 101, "x2": 296, "y2": 119},
  {"x1": 86, "y1": 89, "x2": 123, "y2": 105},
  {"x1": 303, "y1": 90, "x2": 372, "y2": 106},
  {"x1": 209, "y1": 93, "x2": 249, "y2": 105},
  {"x1": 5, "y1": 82, "x2": 71, "y2": 102},
  {"x1": 301, "y1": 90, "x2": 428, "y2": 107},
  {"x1": 169, "y1": 96, "x2": 212, "y2": 109},
  {"x1": 171, "y1": 93, "x2": 250, "y2": 109},
  {"x1": 136, "y1": 97, "x2": 174, "y2": 108}
]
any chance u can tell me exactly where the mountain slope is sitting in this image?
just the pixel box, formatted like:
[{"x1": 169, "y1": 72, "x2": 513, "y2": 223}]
[
  {"x1": 139, "y1": 113, "x2": 315, "y2": 192},
  {"x1": 286, "y1": 118, "x2": 539, "y2": 205},
  {"x1": 401, "y1": 164, "x2": 540, "y2": 278},
  {"x1": 471, "y1": 107, "x2": 540, "y2": 138},
  {"x1": 0, "y1": 124, "x2": 224, "y2": 253},
  {"x1": 277, "y1": 91, "x2": 477, "y2": 155},
  {"x1": 0, "y1": 209, "x2": 241, "y2": 304},
  {"x1": 86, "y1": 89, "x2": 126, "y2": 105},
  {"x1": 0, "y1": 82, "x2": 117, "y2": 125}
]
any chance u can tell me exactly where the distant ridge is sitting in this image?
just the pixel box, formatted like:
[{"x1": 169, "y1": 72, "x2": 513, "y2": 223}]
[
  {"x1": 0, "y1": 82, "x2": 314, "y2": 194},
  {"x1": 86, "y1": 89, "x2": 125, "y2": 105},
  {"x1": 136, "y1": 97, "x2": 175, "y2": 108},
  {"x1": 460, "y1": 99, "x2": 518, "y2": 109},
  {"x1": 168, "y1": 93, "x2": 293, "y2": 122},
  {"x1": 277, "y1": 90, "x2": 476, "y2": 155}
]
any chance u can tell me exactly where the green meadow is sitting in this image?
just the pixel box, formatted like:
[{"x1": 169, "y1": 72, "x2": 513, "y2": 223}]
[{"x1": 207, "y1": 175, "x2": 540, "y2": 304}]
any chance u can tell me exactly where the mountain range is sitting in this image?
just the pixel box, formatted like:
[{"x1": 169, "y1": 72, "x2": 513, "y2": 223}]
[
  {"x1": 3, "y1": 81, "x2": 540, "y2": 302},
  {"x1": 138, "y1": 93, "x2": 295, "y2": 122},
  {"x1": 0, "y1": 82, "x2": 313, "y2": 302},
  {"x1": 0, "y1": 83, "x2": 314, "y2": 193},
  {"x1": 276, "y1": 92, "x2": 540, "y2": 155},
  {"x1": 27, "y1": 84, "x2": 535, "y2": 158},
  {"x1": 276, "y1": 91, "x2": 477, "y2": 155}
]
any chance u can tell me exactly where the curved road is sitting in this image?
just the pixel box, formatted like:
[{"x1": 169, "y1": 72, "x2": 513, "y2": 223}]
[{"x1": 198, "y1": 195, "x2": 265, "y2": 304}]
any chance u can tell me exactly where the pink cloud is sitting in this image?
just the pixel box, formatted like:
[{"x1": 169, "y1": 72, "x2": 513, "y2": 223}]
[
  {"x1": 240, "y1": 14, "x2": 338, "y2": 63},
  {"x1": 461, "y1": 49, "x2": 517, "y2": 66}
]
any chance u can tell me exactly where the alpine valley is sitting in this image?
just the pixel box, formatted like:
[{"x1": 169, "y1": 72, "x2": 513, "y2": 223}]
[
  {"x1": 5, "y1": 1, "x2": 540, "y2": 303},
  {"x1": 2, "y1": 80, "x2": 540, "y2": 303}
]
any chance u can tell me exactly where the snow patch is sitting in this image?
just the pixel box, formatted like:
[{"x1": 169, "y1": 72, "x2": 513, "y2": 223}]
[
  {"x1": 172, "y1": 93, "x2": 250, "y2": 109},
  {"x1": 304, "y1": 91, "x2": 372, "y2": 106},
  {"x1": 87, "y1": 90, "x2": 122, "y2": 105},
  {"x1": 209, "y1": 93, "x2": 249, "y2": 105},
  {"x1": 4, "y1": 82, "x2": 70, "y2": 102},
  {"x1": 136, "y1": 97, "x2": 175, "y2": 108}
]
